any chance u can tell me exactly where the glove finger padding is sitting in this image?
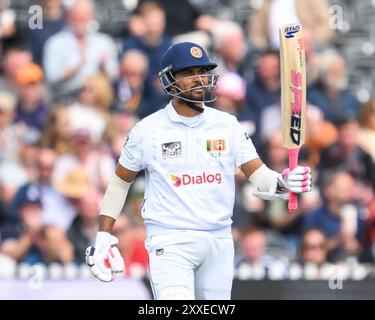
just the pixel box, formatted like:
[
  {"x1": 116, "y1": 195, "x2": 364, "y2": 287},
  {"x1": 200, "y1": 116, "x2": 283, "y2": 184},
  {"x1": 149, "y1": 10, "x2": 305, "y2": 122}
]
[
  {"x1": 106, "y1": 246, "x2": 125, "y2": 273},
  {"x1": 85, "y1": 246, "x2": 114, "y2": 282},
  {"x1": 90, "y1": 263, "x2": 113, "y2": 282},
  {"x1": 282, "y1": 166, "x2": 312, "y2": 193}
]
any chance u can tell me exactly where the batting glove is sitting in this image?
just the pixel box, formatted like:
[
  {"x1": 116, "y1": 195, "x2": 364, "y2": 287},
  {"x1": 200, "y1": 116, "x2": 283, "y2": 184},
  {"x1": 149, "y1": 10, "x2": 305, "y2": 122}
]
[
  {"x1": 280, "y1": 166, "x2": 312, "y2": 194},
  {"x1": 85, "y1": 231, "x2": 124, "y2": 282}
]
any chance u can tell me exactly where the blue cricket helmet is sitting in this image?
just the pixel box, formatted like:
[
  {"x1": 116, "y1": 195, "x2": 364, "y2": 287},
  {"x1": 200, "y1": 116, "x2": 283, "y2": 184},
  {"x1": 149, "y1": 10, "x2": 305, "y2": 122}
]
[
  {"x1": 159, "y1": 42, "x2": 218, "y2": 104},
  {"x1": 160, "y1": 42, "x2": 217, "y2": 74}
]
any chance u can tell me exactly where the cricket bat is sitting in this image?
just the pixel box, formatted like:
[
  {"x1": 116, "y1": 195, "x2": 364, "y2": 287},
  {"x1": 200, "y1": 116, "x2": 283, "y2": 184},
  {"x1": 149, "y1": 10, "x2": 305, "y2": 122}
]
[{"x1": 279, "y1": 23, "x2": 306, "y2": 212}]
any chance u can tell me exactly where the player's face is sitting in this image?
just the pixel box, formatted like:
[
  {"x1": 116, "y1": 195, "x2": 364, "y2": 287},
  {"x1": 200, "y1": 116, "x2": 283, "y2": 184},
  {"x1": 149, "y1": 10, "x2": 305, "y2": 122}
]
[{"x1": 174, "y1": 67, "x2": 210, "y2": 101}]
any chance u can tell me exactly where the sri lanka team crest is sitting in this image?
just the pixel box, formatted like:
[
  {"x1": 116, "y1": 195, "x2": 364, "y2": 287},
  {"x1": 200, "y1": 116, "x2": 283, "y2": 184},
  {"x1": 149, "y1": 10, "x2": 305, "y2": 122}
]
[
  {"x1": 206, "y1": 139, "x2": 226, "y2": 152},
  {"x1": 206, "y1": 139, "x2": 226, "y2": 159}
]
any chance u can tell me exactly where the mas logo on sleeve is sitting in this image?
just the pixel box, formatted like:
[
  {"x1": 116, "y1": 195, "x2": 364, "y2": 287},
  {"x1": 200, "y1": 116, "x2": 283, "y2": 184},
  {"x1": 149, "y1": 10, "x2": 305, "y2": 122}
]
[{"x1": 162, "y1": 141, "x2": 182, "y2": 159}]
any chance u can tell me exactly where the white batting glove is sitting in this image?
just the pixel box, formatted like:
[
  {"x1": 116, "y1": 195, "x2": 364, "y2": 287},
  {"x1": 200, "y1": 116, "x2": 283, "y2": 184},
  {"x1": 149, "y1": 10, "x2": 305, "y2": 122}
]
[
  {"x1": 280, "y1": 166, "x2": 312, "y2": 193},
  {"x1": 85, "y1": 232, "x2": 125, "y2": 282}
]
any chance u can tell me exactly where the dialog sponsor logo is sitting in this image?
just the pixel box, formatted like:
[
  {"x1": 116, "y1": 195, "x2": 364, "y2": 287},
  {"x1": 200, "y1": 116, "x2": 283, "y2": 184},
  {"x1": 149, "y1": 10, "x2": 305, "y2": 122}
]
[{"x1": 171, "y1": 173, "x2": 222, "y2": 187}]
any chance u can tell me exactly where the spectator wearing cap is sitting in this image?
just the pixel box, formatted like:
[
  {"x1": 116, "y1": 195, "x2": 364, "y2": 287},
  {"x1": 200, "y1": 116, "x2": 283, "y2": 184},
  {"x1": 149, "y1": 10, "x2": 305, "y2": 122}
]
[
  {"x1": 0, "y1": 185, "x2": 72, "y2": 265},
  {"x1": 11, "y1": 147, "x2": 76, "y2": 230},
  {"x1": 14, "y1": 62, "x2": 49, "y2": 134},
  {"x1": 318, "y1": 114, "x2": 375, "y2": 188},
  {"x1": 0, "y1": 185, "x2": 43, "y2": 262},
  {"x1": 0, "y1": 46, "x2": 32, "y2": 99},
  {"x1": 52, "y1": 128, "x2": 115, "y2": 192},
  {"x1": 43, "y1": 0, "x2": 118, "y2": 99},
  {"x1": 215, "y1": 72, "x2": 254, "y2": 125},
  {"x1": 1, "y1": 218, "x2": 73, "y2": 265}
]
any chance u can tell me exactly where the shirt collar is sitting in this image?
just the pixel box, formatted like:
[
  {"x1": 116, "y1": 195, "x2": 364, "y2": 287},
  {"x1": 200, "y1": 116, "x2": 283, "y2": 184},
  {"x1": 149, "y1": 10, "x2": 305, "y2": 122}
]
[{"x1": 166, "y1": 101, "x2": 206, "y2": 127}]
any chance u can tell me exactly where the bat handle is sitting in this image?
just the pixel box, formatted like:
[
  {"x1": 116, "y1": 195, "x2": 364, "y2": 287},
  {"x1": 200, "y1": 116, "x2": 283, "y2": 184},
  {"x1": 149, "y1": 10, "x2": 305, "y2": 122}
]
[{"x1": 288, "y1": 148, "x2": 300, "y2": 212}]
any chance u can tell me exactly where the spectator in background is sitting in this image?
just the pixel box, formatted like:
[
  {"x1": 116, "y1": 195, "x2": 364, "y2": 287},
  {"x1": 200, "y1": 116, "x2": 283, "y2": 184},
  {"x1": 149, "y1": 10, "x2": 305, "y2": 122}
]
[
  {"x1": 0, "y1": 0, "x2": 16, "y2": 46},
  {"x1": 122, "y1": 0, "x2": 171, "y2": 105},
  {"x1": 211, "y1": 21, "x2": 249, "y2": 76},
  {"x1": 52, "y1": 128, "x2": 115, "y2": 192},
  {"x1": 215, "y1": 71, "x2": 255, "y2": 135},
  {"x1": 76, "y1": 73, "x2": 114, "y2": 117},
  {"x1": 139, "y1": 0, "x2": 202, "y2": 37},
  {"x1": 112, "y1": 214, "x2": 149, "y2": 278},
  {"x1": 356, "y1": 182, "x2": 375, "y2": 262},
  {"x1": 53, "y1": 167, "x2": 91, "y2": 210},
  {"x1": 248, "y1": 0, "x2": 333, "y2": 50},
  {"x1": 105, "y1": 111, "x2": 138, "y2": 160},
  {"x1": 11, "y1": 147, "x2": 76, "y2": 230},
  {"x1": 43, "y1": 0, "x2": 118, "y2": 100},
  {"x1": 300, "y1": 229, "x2": 328, "y2": 265},
  {"x1": 246, "y1": 50, "x2": 280, "y2": 146},
  {"x1": 13, "y1": 63, "x2": 49, "y2": 134},
  {"x1": 262, "y1": 131, "x2": 288, "y2": 173},
  {"x1": 235, "y1": 226, "x2": 287, "y2": 277},
  {"x1": 260, "y1": 103, "x2": 338, "y2": 166},
  {"x1": 259, "y1": 131, "x2": 313, "y2": 259},
  {"x1": 41, "y1": 105, "x2": 72, "y2": 155},
  {"x1": 0, "y1": 129, "x2": 41, "y2": 204},
  {"x1": 0, "y1": 194, "x2": 10, "y2": 227},
  {"x1": 213, "y1": 72, "x2": 260, "y2": 232},
  {"x1": 0, "y1": 186, "x2": 73, "y2": 265},
  {"x1": 307, "y1": 49, "x2": 360, "y2": 123},
  {"x1": 0, "y1": 91, "x2": 20, "y2": 163},
  {"x1": 69, "y1": 74, "x2": 112, "y2": 142},
  {"x1": 33, "y1": 224, "x2": 74, "y2": 265},
  {"x1": 358, "y1": 98, "x2": 375, "y2": 163},
  {"x1": 303, "y1": 106, "x2": 338, "y2": 167},
  {"x1": 67, "y1": 188, "x2": 101, "y2": 263},
  {"x1": 319, "y1": 114, "x2": 375, "y2": 188},
  {"x1": 0, "y1": 185, "x2": 44, "y2": 262},
  {"x1": 23, "y1": 0, "x2": 66, "y2": 66},
  {"x1": 303, "y1": 171, "x2": 365, "y2": 263},
  {"x1": 115, "y1": 49, "x2": 161, "y2": 119},
  {"x1": 0, "y1": 45, "x2": 32, "y2": 98}
]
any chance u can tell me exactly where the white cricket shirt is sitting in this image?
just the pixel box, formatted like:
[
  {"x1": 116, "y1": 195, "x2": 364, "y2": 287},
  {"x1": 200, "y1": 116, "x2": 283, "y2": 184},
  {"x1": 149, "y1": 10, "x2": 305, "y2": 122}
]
[{"x1": 119, "y1": 101, "x2": 259, "y2": 237}]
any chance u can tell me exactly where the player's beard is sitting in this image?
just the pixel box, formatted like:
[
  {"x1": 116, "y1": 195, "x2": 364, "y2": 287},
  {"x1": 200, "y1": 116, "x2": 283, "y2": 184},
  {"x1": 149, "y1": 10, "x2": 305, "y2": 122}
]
[{"x1": 179, "y1": 86, "x2": 209, "y2": 102}]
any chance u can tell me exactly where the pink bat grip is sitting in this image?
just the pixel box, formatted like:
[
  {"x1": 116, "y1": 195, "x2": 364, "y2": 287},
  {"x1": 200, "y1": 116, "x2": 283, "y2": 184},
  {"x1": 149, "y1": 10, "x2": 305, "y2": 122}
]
[{"x1": 288, "y1": 148, "x2": 300, "y2": 212}]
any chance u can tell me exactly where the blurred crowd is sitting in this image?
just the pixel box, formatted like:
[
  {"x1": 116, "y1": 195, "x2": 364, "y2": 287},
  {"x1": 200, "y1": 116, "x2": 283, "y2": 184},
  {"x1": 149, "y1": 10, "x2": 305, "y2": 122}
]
[{"x1": 1, "y1": 0, "x2": 375, "y2": 281}]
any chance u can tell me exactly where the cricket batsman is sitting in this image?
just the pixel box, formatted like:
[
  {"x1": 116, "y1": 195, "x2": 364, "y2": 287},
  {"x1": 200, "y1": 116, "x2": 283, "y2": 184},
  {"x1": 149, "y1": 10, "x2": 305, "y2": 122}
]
[{"x1": 85, "y1": 42, "x2": 312, "y2": 299}]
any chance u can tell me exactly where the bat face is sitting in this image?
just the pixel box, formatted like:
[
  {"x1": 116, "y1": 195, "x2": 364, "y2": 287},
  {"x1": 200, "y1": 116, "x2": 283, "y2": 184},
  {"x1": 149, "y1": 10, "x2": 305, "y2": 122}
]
[{"x1": 279, "y1": 23, "x2": 306, "y2": 149}]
